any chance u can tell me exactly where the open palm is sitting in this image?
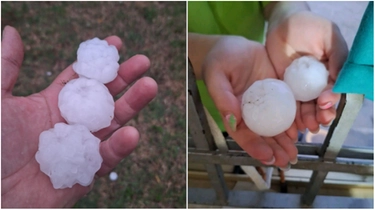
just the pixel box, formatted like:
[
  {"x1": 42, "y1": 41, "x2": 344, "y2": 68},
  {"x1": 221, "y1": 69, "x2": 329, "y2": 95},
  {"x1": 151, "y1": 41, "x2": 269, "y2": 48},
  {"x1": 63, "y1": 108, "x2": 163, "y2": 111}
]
[
  {"x1": 202, "y1": 36, "x2": 298, "y2": 168},
  {"x1": 1, "y1": 26, "x2": 158, "y2": 207},
  {"x1": 266, "y1": 11, "x2": 348, "y2": 133}
]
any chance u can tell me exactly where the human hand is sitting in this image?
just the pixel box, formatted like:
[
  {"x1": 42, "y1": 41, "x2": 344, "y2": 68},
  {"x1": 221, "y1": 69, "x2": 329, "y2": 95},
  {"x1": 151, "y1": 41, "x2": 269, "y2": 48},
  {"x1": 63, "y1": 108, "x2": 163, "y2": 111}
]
[
  {"x1": 200, "y1": 35, "x2": 299, "y2": 168},
  {"x1": 1, "y1": 26, "x2": 158, "y2": 207},
  {"x1": 266, "y1": 10, "x2": 348, "y2": 133}
]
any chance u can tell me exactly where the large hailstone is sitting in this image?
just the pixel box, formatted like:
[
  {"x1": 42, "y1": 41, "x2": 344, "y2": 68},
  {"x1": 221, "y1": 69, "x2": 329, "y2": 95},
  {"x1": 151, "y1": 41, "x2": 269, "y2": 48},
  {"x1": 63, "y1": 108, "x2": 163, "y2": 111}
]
[
  {"x1": 58, "y1": 77, "x2": 114, "y2": 132},
  {"x1": 284, "y1": 56, "x2": 329, "y2": 102},
  {"x1": 73, "y1": 37, "x2": 120, "y2": 84},
  {"x1": 241, "y1": 79, "x2": 296, "y2": 137},
  {"x1": 35, "y1": 123, "x2": 102, "y2": 189}
]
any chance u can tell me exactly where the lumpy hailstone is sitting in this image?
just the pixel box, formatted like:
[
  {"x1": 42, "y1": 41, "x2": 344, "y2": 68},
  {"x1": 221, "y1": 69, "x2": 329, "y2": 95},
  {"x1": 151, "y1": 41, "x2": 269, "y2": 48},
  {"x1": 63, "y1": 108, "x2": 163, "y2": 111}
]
[
  {"x1": 58, "y1": 77, "x2": 114, "y2": 132},
  {"x1": 284, "y1": 56, "x2": 329, "y2": 102},
  {"x1": 73, "y1": 37, "x2": 120, "y2": 84},
  {"x1": 241, "y1": 79, "x2": 296, "y2": 137},
  {"x1": 35, "y1": 123, "x2": 102, "y2": 189}
]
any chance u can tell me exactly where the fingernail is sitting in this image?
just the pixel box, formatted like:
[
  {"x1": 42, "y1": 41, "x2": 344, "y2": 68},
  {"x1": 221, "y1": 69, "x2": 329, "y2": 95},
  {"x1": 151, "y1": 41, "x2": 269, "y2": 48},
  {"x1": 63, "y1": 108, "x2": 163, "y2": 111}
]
[
  {"x1": 225, "y1": 114, "x2": 237, "y2": 132},
  {"x1": 299, "y1": 129, "x2": 305, "y2": 134},
  {"x1": 319, "y1": 102, "x2": 333, "y2": 110},
  {"x1": 279, "y1": 163, "x2": 291, "y2": 171},
  {"x1": 322, "y1": 120, "x2": 333, "y2": 127},
  {"x1": 290, "y1": 157, "x2": 298, "y2": 165},
  {"x1": 311, "y1": 128, "x2": 320, "y2": 134},
  {"x1": 261, "y1": 156, "x2": 275, "y2": 165}
]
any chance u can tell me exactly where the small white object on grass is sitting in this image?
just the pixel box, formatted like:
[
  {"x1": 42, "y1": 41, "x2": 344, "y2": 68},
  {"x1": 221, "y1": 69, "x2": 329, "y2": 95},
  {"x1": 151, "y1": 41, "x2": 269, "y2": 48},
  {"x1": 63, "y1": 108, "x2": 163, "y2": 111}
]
[
  {"x1": 35, "y1": 123, "x2": 102, "y2": 189},
  {"x1": 58, "y1": 77, "x2": 115, "y2": 132},
  {"x1": 241, "y1": 79, "x2": 296, "y2": 137},
  {"x1": 284, "y1": 56, "x2": 329, "y2": 102},
  {"x1": 109, "y1": 171, "x2": 118, "y2": 181},
  {"x1": 73, "y1": 37, "x2": 120, "y2": 84}
]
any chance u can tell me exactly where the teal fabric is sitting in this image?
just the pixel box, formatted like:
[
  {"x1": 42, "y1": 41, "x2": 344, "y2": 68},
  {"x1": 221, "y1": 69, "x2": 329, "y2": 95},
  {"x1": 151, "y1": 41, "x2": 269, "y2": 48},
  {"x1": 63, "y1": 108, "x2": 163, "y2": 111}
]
[{"x1": 333, "y1": 1, "x2": 374, "y2": 100}]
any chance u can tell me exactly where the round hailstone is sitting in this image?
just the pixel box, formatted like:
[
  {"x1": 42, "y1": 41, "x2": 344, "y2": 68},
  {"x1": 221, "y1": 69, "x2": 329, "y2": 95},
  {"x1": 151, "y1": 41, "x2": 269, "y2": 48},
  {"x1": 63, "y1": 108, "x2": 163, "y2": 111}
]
[
  {"x1": 73, "y1": 37, "x2": 120, "y2": 84},
  {"x1": 109, "y1": 172, "x2": 118, "y2": 181},
  {"x1": 284, "y1": 56, "x2": 329, "y2": 102},
  {"x1": 35, "y1": 123, "x2": 102, "y2": 189},
  {"x1": 58, "y1": 77, "x2": 115, "y2": 132},
  {"x1": 241, "y1": 79, "x2": 296, "y2": 137}
]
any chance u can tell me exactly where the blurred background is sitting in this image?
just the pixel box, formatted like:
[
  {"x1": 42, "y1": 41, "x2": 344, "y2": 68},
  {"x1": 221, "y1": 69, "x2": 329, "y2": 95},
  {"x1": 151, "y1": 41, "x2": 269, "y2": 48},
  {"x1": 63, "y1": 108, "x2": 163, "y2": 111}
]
[{"x1": 2, "y1": 1, "x2": 186, "y2": 208}]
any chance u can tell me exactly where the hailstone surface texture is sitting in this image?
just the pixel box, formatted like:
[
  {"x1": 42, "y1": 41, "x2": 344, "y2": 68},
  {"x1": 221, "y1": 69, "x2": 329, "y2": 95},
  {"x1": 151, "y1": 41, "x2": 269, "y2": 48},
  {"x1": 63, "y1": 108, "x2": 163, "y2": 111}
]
[
  {"x1": 35, "y1": 123, "x2": 102, "y2": 189},
  {"x1": 241, "y1": 79, "x2": 296, "y2": 137},
  {"x1": 284, "y1": 56, "x2": 329, "y2": 102},
  {"x1": 73, "y1": 37, "x2": 120, "y2": 84},
  {"x1": 58, "y1": 77, "x2": 114, "y2": 132}
]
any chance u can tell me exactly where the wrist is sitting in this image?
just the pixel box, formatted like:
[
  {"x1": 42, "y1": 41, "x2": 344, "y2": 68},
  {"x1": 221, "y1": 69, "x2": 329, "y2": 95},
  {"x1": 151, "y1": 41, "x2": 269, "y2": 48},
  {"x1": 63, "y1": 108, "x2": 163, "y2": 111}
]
[{"x1": 188, "y1": 33, "x2": 222, "y2": 80}]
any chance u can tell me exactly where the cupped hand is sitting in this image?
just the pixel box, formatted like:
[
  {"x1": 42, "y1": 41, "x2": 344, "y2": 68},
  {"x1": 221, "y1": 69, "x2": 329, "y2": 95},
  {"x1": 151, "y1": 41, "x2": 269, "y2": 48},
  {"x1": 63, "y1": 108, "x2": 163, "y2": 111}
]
[
  {"x1": 266, "y1": 11, "x2": 348, "y2": 133},
  {"x1": 201, "y1": 35, "x2": 299, "y2": 168},
  {"x1": 1, "y1": 26, "x2": 158, "y2": 207}
]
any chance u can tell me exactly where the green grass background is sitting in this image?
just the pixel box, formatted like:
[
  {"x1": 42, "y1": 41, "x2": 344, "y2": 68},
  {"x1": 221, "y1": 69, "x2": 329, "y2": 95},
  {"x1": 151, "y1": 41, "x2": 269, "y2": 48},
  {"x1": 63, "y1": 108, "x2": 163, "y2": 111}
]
[{"x1": 2, "y1": 1, "x2": 186, "y2": 208}]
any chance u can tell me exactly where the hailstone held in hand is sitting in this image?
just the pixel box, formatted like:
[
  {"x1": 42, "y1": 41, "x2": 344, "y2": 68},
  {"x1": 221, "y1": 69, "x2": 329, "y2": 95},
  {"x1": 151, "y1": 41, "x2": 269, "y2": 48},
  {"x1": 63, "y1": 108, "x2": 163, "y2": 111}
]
[
  {"x1": 241, "y1": 79, "x2": 296, "y2": 137},
  {"x1": 36, "y1": 37, "x2": 120, "y2": 189},
  {"x1": 73, "y1": 37, "x2": 120, "y2": 84},
  {"x1": 284, "y1": 56, "x2": 329, "y2": 102},
  {"x1": 58, "y1": 77, "x2": 115, "y2": 132},
  {"x1": 35, "y1": 123, "x2": 102, "y2": 189}
]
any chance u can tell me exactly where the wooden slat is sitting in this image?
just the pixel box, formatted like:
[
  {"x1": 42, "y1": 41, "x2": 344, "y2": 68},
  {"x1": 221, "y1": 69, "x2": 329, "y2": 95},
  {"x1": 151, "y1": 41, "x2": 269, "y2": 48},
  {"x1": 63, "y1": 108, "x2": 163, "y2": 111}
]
[
  {"x1": 188, "y1": 61, "x2": 228, "y2": 205},
  {"x1": 188, "y1": 150, "x2": 373, "y2": 175}
]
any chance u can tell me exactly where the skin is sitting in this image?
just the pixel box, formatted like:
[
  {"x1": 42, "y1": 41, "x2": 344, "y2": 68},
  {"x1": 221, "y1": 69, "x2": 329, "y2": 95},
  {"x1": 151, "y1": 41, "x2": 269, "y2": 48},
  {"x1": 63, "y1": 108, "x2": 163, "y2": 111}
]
[
  {"x1": 265, "y1": 2, "x2": 348, "y2": 133},
  {"x1": 189, "y1": 34, "x2": 299, "y2": 168},
  {"x1": 188, "y1": 2, "x2": 348, "y2": 168},
  {"x1": 1, "y1": 26, "x2": 158, "y2": 207}
]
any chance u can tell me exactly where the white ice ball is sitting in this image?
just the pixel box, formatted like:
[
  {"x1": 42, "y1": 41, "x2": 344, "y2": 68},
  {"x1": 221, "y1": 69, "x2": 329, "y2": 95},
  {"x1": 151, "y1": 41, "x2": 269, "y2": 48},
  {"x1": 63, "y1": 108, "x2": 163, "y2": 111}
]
[
  {"x1": 35, "y1": 123, "x2": 102, "y2": 189},
  {"x1": 241, "y1": 79, "x2": 296, "y2": 137},
  {"x1": 109, "y1": 172, "x2": 118, "y2": 181},
  {"x1": 58, "y1": 77, "x2": 114, "y2": 132},
  {"x1": 284, "y1": 56, "x2": 329, "y2": 102},
  {"x1": 73, "y1": 37, "x2": 120, "y2": 84}
]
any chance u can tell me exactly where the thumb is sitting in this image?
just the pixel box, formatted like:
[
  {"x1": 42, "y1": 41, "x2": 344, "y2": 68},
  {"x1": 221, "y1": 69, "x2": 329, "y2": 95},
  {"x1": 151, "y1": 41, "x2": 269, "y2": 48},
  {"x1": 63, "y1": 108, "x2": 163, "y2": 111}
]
[
  {"x1": 204, "y1": 68, "x2": 242, "y2": 132},
  {"x1": 1, "y1": 26, "x2": 24, "y2": 96}
]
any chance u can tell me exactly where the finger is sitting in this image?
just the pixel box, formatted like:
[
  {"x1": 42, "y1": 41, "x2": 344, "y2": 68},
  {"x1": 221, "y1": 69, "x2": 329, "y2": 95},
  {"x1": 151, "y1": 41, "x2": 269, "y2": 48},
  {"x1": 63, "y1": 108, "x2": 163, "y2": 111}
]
[
  {"x1": 324, "y1": 24, "x2": 348, "y2": 82},
  {"x1": 274, "y1": 133, "x2": 298, "y2": 162},
  {"x1": 295, "y1": 102, "x2": 306, "y2": 133},
  {"x1": 204, "y1": 67, "x2": 241, "y2": 131},
  {"x1": 1, "y1": 26, "x2": 24, "y2": 96},
  {"x1": 316, "y1": 106, "x2": 336, "y2": 126},
  {"x1": 264, "y1": 137, "x2": 290, "y2": 168},
  {"x1": 96, "y1": 126, "x2": 139, "y2": 176},
  {"x1": 301, "y1": 100, "x2": 320, "y2": 133},
  {"x1": 285, "y1": 121, "x2": 299, "y2": 142},
  {"x1": 317, "y1": 85, "x2": 340, "y2": 110},
  {"x1": 228, "y1": 122, "x2": 275, "y2": 165},
  {"x1": 95, "y1": 77, "x2": 158, "y2": 139},
  {"x1": 106, "y1": 54, "x2": 150, "y2": 96}
]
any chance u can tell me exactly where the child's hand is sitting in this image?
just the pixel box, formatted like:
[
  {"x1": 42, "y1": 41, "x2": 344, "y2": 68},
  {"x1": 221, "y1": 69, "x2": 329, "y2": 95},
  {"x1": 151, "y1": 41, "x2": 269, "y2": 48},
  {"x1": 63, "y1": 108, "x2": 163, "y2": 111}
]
[
  {"x1": 190, "y1": 34, "x2": 299, "y2": 168},
  {"x1": 266, "y1": 10, "x2": 348, "y2": 133}
]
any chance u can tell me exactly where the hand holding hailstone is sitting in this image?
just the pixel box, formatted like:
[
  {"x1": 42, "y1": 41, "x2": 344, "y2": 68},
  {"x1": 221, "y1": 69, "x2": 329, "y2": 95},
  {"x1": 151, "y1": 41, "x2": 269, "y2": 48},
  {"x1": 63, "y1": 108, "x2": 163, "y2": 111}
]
[
  {"x1": 35, "y1": 38, "x2": 120, "y2": 189},
  {"x1": 241, "y1": 56, "x2": 329, "y2": 137}
]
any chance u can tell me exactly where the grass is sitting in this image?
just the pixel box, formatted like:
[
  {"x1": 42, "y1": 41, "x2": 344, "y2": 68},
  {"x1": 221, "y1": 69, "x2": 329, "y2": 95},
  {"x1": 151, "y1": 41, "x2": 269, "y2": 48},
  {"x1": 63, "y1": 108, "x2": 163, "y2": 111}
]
[{"x1": 2, "y1": 1, "x2": 186, "y2": 208}]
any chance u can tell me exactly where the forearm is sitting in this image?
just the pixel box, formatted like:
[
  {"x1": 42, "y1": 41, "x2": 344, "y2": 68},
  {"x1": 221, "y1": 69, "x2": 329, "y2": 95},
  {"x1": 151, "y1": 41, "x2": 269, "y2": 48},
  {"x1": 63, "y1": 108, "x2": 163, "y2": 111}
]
[
  {"x1": 265, "y1": 1, "x2": 310, "y2": 31},
  {"x1": 188, "y1": 33, "x2": 222, "y2": 80}
]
